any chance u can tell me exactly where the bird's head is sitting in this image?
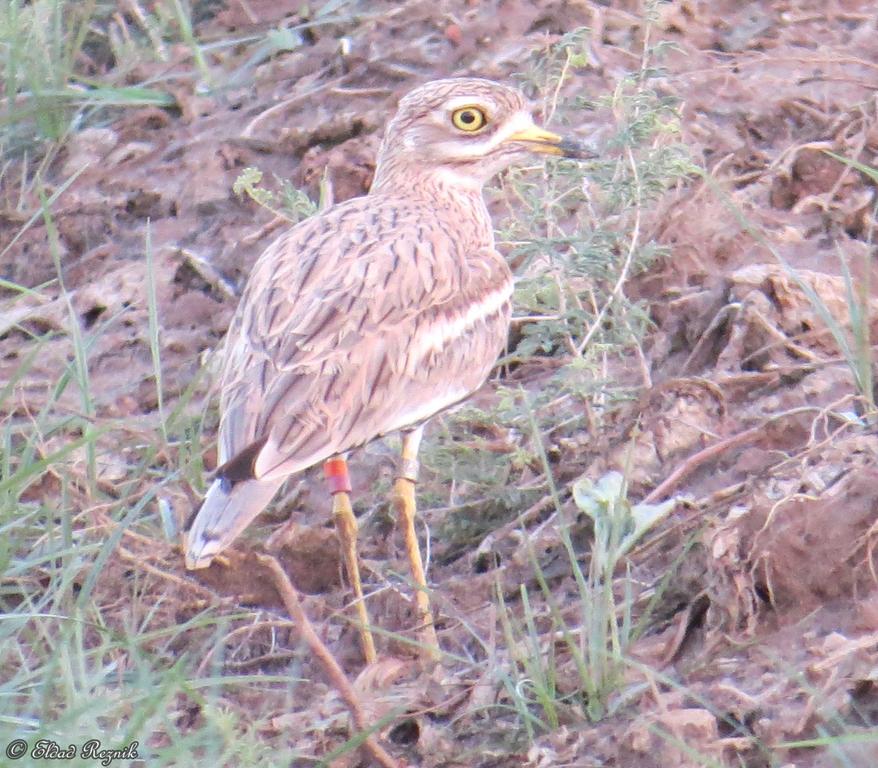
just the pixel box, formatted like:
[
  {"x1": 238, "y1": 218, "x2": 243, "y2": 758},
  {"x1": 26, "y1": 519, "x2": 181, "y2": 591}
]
[{"x1": 371, "y1": 77, "x2": 592, "y2": 193}]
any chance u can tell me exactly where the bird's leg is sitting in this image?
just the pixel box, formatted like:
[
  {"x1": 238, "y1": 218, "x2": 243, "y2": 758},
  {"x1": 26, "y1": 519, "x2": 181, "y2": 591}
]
[
  {"x1": 393, "y1": 426, "x2": 440, "y2": 660},
  {"x1": 324, "y1": 455, "x2": 377, "y2": 664}
]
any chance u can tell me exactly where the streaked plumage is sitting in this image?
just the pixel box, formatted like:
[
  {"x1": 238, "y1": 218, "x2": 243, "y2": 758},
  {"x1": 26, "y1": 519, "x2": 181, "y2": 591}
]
[{"x1": 185, "y1": 77, "x2": 589, "y2": 660}]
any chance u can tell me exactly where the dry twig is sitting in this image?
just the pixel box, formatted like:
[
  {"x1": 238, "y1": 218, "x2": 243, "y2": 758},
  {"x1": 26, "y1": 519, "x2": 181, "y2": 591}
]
[
  {"x1": 256, "y1": 554, "x2": 401, "y2": 768},
  {"x1": 643, "y1": 407, "x2": 823, "y2": 503}
]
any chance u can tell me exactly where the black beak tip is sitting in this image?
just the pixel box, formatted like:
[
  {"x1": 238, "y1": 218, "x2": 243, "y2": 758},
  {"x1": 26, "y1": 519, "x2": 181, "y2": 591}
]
[{"x1": 559, "y1": 138, "x2": 597, "y2": 160}]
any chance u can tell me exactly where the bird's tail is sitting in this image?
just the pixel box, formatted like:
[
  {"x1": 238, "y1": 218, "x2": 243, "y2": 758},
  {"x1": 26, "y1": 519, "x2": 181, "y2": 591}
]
[{"x1": 185, "y1": 476, "x2": 284, "y2": 569}]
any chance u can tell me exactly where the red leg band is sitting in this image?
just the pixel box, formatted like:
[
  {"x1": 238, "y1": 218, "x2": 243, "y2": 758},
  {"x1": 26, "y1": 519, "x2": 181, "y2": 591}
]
[{"x1": 324, "y1": 457, "x2": 352, "y2": 494}]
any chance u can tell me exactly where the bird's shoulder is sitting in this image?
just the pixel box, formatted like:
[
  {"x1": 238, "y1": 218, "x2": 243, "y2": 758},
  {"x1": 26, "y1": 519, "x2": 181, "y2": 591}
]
[
  {"x1": 232, "y1": 193, "x2": 506, "y2": 351},
  {"x1": 256, "y1": 192, "x2": 478, "y2": 276}
]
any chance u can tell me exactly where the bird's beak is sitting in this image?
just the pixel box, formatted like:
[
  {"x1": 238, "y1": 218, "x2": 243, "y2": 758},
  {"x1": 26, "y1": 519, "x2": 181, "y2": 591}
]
[{"x1": 505, "y1": 125, "x2": 595, "y2": 160}]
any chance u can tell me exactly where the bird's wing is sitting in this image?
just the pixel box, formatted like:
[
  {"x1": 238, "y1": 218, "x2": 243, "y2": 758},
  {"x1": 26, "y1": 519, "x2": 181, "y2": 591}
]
[{"x1": 216, "y1": 196, "x2": 512, "y2": 484}]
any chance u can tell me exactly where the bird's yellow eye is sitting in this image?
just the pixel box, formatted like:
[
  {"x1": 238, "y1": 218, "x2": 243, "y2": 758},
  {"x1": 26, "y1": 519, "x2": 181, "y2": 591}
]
[{"x1": 451, "y1": 106, "x2": 487, "y2": 132}]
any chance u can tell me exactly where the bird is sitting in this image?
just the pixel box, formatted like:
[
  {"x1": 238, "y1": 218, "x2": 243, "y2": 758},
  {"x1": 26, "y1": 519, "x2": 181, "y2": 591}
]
[{"x1": 185, "y1": 77, "x2": 590, "y2": 663}]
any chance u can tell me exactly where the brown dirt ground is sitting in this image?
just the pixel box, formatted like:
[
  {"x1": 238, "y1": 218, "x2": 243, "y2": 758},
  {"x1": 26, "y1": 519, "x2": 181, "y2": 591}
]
[{"x1": 3, "y1": 1, "x2": 878, "y2": 766}]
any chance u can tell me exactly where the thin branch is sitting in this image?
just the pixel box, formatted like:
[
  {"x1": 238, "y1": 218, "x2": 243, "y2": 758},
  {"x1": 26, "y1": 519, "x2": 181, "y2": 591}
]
[
  {"x1": 577, "y1": 144, "x2": 642, "y2": 354},
  {"x1": 256, "y1": 554, "x2": 401, "y2": 768},
  {"x1": 643, "y1": 407, "x2": 828, "y2": 503}
]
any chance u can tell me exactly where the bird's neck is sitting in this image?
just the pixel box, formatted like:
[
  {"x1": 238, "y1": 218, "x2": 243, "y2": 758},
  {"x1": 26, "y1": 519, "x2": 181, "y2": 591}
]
[
  {"x1": 370, "y1": 165, "x2": 493, "y2": 240},
  {"x1": 371, "y1": 160, "x2": 485, "y2": 200}
]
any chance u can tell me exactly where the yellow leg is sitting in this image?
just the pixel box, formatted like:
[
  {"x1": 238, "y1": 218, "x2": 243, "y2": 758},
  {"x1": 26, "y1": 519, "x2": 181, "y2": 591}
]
[
  {"x1": 393, "y1": 427, "x2": 440, "y2": 660},
  {"x1": 326, "y1": 458, "x2": 377, "y2": 664}
]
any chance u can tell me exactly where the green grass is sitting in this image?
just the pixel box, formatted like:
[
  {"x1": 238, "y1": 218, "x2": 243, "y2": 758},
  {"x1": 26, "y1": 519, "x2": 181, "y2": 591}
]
[
  {"x1": 0, "y1": 0, "x2": 176, "y2": 159},
  {"x1": 0, "y1": 194, "x2": 305, "y2": 764},
  {"x1": 493, "y1": 392, "x2": 676, "y2": 733},
  {"x1": 0, "y1": 0, "x2": 375, "y2": 165},
  {"x1": 821, "y1": 151, "x2": 878, "y2": 412},
  {"x1": 701, "y1": 155, "x2": 878, "y2": 415}
]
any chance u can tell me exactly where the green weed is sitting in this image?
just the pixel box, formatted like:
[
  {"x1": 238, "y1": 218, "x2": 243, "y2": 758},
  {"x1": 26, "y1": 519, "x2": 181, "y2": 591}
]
[
  {"x1": 465, "y1": 15, "x2": 695, "y2": 739},
  {"x1": 232, "y1": 167, "x2": 318, "y2": 224},
  {"x1": 494, "y1": 394, "x2": 675, "y2": 731},
  {"x1": 498, "y1": 26, "x2": 695, "y2": 369}
]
